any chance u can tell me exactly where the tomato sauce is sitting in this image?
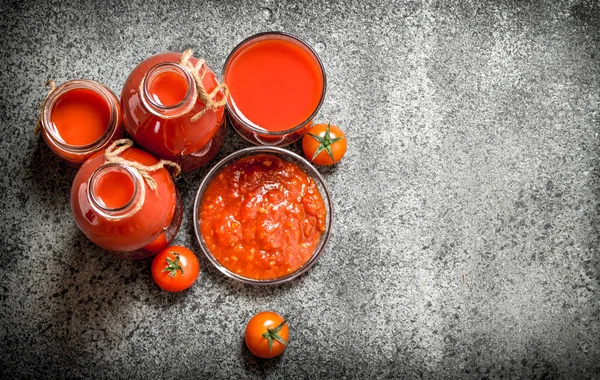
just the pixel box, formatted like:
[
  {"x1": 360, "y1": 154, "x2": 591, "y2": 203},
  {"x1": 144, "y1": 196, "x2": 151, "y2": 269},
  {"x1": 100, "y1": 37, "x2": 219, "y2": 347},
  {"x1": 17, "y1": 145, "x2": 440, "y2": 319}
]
[
  {"x1": 50, "y1": 87, "x2": 111, "y2": 146},
  {"x1": 225, "y1": 38, "x2": 324, "y2": 132},
  {"x1": 199, "y1": 154, "x2": 327, "y2": 280}
]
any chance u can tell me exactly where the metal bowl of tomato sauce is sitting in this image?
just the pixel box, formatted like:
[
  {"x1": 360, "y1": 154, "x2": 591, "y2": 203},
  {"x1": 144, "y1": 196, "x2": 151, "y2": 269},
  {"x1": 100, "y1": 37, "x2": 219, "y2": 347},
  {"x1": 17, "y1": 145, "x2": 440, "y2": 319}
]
[{"x1": 193, "y1": 146, "x2": 333, "y2": 285}]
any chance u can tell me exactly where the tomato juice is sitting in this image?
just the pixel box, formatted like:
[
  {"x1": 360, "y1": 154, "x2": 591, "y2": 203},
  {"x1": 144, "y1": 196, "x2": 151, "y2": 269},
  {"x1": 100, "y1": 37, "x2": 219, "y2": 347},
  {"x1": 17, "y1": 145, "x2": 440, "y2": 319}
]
[
  {"x1": 223, "y1": 33, "x2": 325, "y2": 145},
  {"x1": 71, "y1": 145, "x2": 182, "y2": 258},
  {"x1": 50, "y1": 88, "x2": 110, "y2": 145},
  {"x1": 198, "y1": 154, "x2": 327, "y2": 280},
  {"x1": 93, "y1": 169, "x2": 135, "y2": 209},
  {"x1": 39, "y1": 79, "x2": 124, "y2": 165},
  {"x1": 121, "y1": 53, "x2": 227, "y2": 171},
  {"x1": 147, "y1": 70, "x2": 188, "y2": 108}
]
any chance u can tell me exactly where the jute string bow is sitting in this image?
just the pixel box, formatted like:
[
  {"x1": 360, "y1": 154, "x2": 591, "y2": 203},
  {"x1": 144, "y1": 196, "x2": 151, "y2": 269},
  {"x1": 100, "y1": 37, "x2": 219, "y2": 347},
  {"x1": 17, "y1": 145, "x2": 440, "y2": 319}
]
[
  {"x1": 99, "y1": 139, "x2": 180, "y2": 220},
  {"x1": 33, "y1": 80, "x2": 57, "y2": 134},
  {"x1": 104, "y1": 138, "x2": 181, "y2": 191},
  {"x1": 179, "y1": 49, "x2": 229, "y2": 123}
]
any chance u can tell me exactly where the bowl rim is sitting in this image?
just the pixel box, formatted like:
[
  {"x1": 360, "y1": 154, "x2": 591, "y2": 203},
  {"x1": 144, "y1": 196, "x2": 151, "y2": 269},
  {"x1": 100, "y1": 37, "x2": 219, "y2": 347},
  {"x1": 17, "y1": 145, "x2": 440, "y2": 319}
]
[
  {"x1": 222, "y1": 31, "x2": 327, "y2": 138},
  {"x1": 193, "y1": 146, "x2": 333, "y2": 285}
]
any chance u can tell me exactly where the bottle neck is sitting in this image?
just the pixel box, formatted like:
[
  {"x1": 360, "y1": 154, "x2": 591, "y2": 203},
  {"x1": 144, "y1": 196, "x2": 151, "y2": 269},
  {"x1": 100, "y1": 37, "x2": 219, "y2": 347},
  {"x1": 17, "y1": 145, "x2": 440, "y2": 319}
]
[
  {"x1": 87, "y1": 163, "x2": 145, "y2": 220},
  {"x1": 41, "y1": 79, "x2": 120, "y2": 153},
  {"x1": 140, "y1": 62, "x2": 197, "y2": 119}
]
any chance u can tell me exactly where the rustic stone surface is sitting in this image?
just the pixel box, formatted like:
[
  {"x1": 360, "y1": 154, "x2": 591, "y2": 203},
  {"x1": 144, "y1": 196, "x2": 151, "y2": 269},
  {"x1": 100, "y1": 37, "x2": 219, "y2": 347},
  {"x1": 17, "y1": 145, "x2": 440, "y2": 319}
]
[{"x1": 1, "y1": 0, "x2": 599, "y2": 378}]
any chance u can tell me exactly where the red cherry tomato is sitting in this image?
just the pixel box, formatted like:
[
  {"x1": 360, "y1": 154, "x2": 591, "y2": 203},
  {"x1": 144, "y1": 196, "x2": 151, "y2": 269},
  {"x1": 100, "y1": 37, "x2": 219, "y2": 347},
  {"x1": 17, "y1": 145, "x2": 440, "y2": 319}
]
[
  {"x1": 244, "y1": 311, "x2": 289, "y2": 358},
  {"x1": 302, "y1": 123, "x2": 347, "y2": 165},
  {"x1": 142, "y1": 232, "x2": 168, "y2": 254},
  {"x1": 151, "y1": 246, "x2": 199, "y2": 292}
]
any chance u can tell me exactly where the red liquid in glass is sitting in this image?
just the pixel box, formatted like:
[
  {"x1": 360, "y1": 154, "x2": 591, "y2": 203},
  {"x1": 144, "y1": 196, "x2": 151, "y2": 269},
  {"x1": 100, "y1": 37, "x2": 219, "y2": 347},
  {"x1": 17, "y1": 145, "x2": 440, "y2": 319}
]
[
  {"x1": 148, "y1": 71, "x2": 188, "y2": 107},
  {"x1": 94, "y1": 170, "x2": 135, "y2": 209},
  {"x1": 71, "y1": 148, "x2": 179, "y2": 255},
  {"x1": 121, "y1": 52, "x2": 227, "y2": 172},
  {"x1": 225, "y1": 38, "x2": 324, "y2": 132},
  {"x1": 50, "y1": 88, "x2": 110, "y2": 146}
]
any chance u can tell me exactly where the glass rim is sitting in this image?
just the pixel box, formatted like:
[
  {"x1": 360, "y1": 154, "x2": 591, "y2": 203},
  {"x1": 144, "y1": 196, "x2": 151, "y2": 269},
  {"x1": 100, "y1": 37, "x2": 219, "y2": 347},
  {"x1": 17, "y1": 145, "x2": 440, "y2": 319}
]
[
  {"x1": 222, "y1": 31, "x2": 327, "y2": 137},
  {"x1": 193, "y1": 146, "x2": 333, "y2": 285},
  {"x1": 41, "y1": 79, "x2": 119, "y2": 153},
  {"x1": 87, "y1": 162, "x2": 144, "y2": 218},
  {"x1": 141, "y1": 62, "x2": 197, "y2": 113}
]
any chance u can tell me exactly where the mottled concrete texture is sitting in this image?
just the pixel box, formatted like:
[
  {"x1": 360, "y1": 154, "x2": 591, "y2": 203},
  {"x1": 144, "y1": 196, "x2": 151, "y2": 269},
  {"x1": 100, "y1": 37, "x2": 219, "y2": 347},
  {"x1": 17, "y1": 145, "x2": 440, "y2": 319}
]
[{"x1": 1, "y1": 0, "x2": 600, "y2": 379}]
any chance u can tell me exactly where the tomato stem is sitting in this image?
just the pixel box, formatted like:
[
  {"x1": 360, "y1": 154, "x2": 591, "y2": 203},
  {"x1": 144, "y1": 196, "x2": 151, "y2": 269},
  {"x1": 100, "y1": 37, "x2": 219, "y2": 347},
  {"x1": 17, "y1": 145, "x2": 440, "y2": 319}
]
[
  {"x1": 308, "y1": 123, "x2": 344, "y2": 162},
  {"x1": 162, "y1": 253, "x2": 184, "y2": 277},
  {"x1": 262, "y1": 319, "x2": 288, "y2": 354}
]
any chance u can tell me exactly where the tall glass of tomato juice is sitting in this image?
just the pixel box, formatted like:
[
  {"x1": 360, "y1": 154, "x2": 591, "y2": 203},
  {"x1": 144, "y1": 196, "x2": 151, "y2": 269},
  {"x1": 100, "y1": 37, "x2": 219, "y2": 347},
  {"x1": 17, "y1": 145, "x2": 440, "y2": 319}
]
[
  {"x1": 223, "y1": 32, "x2": 326, "y2": 146},
  {"x1": 38, "y1": 79, "x2": 124, "y2": 165},
  {"x1": 121, "y1": 53, "x2": 227, "y2": 172}
]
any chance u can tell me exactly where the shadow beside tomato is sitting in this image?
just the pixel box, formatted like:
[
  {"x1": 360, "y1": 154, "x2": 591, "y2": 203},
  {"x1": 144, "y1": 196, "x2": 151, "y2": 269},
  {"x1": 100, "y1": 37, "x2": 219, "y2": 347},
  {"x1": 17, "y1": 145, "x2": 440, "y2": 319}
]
[{"x1": 240, "y1": 333, "x2": 285, "y2": 375}]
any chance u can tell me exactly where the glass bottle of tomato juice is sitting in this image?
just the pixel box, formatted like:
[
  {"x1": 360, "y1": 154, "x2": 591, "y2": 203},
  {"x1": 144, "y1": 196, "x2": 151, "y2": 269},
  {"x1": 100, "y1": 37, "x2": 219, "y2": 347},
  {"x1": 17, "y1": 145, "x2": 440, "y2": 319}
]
[
  {"x1": 37, "y1": 79, "x2": 125, "y2": 165},
  {"x1": 121, "y1": 51, "x2": 228, "y2": 172},
  {"x1": 70, "y1": 139, "x2": 183, "y2": 259}
]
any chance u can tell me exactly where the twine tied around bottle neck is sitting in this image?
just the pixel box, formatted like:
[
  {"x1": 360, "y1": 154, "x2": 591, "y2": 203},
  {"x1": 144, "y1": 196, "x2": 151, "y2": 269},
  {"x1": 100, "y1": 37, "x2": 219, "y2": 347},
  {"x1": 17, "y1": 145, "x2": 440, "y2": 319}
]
[
  {"x1": 103, "y1": 139, "x2": 181, "y2": 192},
  {"x1": 179, "y1": 49, "x2": 229, "y2": 123},
  {"x1": 33, "y1": 80, "x2": 57, "y2": 135}
]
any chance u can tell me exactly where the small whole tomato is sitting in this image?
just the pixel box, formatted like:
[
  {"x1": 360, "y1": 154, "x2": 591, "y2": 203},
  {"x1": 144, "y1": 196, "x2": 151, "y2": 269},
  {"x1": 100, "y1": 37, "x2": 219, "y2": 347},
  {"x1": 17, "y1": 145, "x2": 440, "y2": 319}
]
[
  {"x1": 245, "y1": 311, "x2": 289, "y2": 359},
  {"x1": 142, "y1": 232, "x2": 168, "y2": 254},
  {"x1": 151, "y1": 246, "x2": 199, "y2": 292},
  {"x1": 302, "y1": 123, "x2": 347, "y2": 165}
]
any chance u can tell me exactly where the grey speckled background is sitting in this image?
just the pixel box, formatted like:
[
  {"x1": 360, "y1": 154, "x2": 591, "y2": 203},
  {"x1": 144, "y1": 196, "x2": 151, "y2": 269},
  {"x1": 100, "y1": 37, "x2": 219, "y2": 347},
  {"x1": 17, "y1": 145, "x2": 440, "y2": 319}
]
[{"x1": 1, "y1": 0, "x2": 600, "y2": 379}]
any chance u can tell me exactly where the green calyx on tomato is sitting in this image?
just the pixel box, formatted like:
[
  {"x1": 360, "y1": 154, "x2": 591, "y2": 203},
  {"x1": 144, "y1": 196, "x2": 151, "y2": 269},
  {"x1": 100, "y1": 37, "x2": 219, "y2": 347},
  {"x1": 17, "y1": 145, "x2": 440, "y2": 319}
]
[
  {"x1": 162, "y1": 253, "x2": 184, "y2": 277},
  {"x1": 152, "y1": 246, "x2": 200, "y2": 292},
  {"x1": 262, "y1": 319, "x2": 288, "y2": 354},
  {"x1": 307, "y1": 123, "x2": 345, "y2": 162}
]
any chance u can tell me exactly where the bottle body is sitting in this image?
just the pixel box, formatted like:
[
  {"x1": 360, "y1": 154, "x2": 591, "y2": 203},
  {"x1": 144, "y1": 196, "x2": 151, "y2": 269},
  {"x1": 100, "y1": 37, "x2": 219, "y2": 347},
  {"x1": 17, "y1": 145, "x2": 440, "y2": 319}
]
[
  {"x1": 121, "y1": 52, "x2": 227, "y2": 172},
  {"x1": 70, "y1": 146, "x2": 182, "y2": 259},
  {"x1": 39, "y1": 79, "x2": 125, "y2": 165}
]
